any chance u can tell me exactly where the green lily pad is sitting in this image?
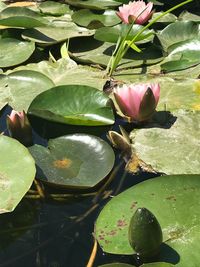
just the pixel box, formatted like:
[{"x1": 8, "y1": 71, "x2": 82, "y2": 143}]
[
  {"x1": 0, "y1": 70, "x2": 54, "y2": 111},
  {"x1": 38, "y1": 1, "x2": 71, "y2": 16},
  {"x1": 179, "y1": 11, "x2": 200, "y2": 22},
  {"x1": 0, "y1": 135, "x2": 36, "y2": 213},
  {"x1": 157, "y1": 21, "x2": 200, "y2": 52},
  {"x1": 69, "y1": 38, "x2": 163, "y2": 68},
  {"x1": 150, "y1": 12, "x2": 177, "y2": 24},
  {"x1": 28, "y1": 84, "x2": 114, "y2": 126},
  {"x1": 130, "y1": 110, "x2": 200, "y2": 175},
  {"x1": 29, "y1": 134, "x2": 115, "y2": 189},
  {"x1": 9, "y1": 58, "x2": 107, "y2": 90},
  {"x1": 72, "y1": 9, "x2": 120, "y2": 28},
  {"x1": 95, "y1": 24, "x2": 154, "y2": 44},
  {"x1": 95, "y1": 174, "x2": 200, "y2": 266},
  {"x1": 64, "y1": 0, "x2": 120, "y2": 10},
  {"x1": 0, "y1": 6, "x2": 48, "y2": 28},
  {"x1": 22, "y1": 23, "x2": 94, "y2": 45},
  {"x1": 0, "y1": 38, "x2": 35, "y2": 68},
  {"x1": 160, "y1": 39, "x2": 200, "y2": 72}
]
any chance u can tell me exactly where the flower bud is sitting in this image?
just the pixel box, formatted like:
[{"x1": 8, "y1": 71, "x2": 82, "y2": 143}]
[
  {"x1": 116, "y1": 1, "x2": 153, "y2": 25},
  {"x1": 113, "y1": 83, "x2": 160, "y2": 122},
  {"x1": 128, "y1": 207, "x2": 163, "y2": 259},
  {"x1": 7, "y1": 110, "x2": 33, "y2": 146}
]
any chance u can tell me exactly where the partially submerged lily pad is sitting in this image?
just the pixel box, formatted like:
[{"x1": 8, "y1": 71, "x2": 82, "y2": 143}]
[
  {"x1": 29, "y1": 134, "x2": 115, "y2": 189},
  {"x1": 0, "y1": 135, "x2": 36, "y2": 213},
  {"x1": 28, "y1": 85, "x2": 115, "y2": 126},
  {"x1": 95, "y1": 174, "x2": 200, "y2": 266}
]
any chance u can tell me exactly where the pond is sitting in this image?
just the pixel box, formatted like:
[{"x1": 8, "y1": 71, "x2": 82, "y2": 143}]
[{"x1": 0, "y1": 1, "x2": 200, "y2": 267}]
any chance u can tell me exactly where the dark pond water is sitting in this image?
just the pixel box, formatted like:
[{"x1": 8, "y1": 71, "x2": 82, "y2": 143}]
[{"x1": 0, "y1": 105, "x2": 157, "y2": 267}]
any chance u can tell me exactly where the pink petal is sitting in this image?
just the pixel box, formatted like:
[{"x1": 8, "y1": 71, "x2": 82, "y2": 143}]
[{"x1": 117, "y1": 1, "x2": 153, "y2": 25}]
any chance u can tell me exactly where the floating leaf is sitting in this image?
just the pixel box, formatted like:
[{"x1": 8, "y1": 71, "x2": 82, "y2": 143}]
[
  {"x1": 160, "y1": 39, "x2": 200, "y2": 72},
  {"x1": 22, "y1": 22, "x2": 95, "y2": 45},
  {"x1": 95, "y1": 24, "x2": 154, "y2": 44},
  {"x1": 0, "y1": 135, "x2": 36, "y2": 213},
  {"x1": 29, "y1": 134, "x2": 115, "y2": 189},
  {"x1": 72, "y1": 9, "x2": 120, "y2": 28},
  {"x1": 69, "y1": 38, "x2": 163, "y2": 68},
  {"x1": 0, "y1": 6, "x2": 48, "y2": 28},
  {"x1": 130, "y1": 110, "x2": 200, "y2": 175},
  {"x1": 64, "y1": 0, "x2": 120, "y2": 10},
  {"x1": 157, "y1": 21, "x2": 200, "y2": 52},
  {"x1": 38, "y1": 1, "x2": 71, "y2": 16},
  {"x1": 0, "y1": 70, "x2": 54, "y2": 111},
  {"x1": 95, "y1": 174, "x2": 200, "y2": 267},
  {"x1": 9, "y1": 58, "x2": 107, "y2": 90},
  {"x1": 28, "y1": 85, "x2": 114, "y2": 126},
  {"x1": 179, "y1": 11, "x2": 200, "y2": 22},
  {"x1": 0, "y1": 38, "x2": 35, "y2": 68}
]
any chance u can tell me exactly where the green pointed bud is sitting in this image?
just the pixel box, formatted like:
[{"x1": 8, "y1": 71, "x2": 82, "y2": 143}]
[{"x1": 128, "y1": 207, "x2": 163, "y2": 259}]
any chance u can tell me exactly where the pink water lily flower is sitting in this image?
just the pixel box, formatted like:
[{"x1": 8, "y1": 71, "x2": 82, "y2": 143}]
[
  {"x1": 7, "y1": 110, "x2": 33, "y2": 146},
  {"x1": 117, "y1": 0, "x2": 153, "y2": 24},
  {"x1": 114, "y1": 83, "x2": 160, "y2": 122}
]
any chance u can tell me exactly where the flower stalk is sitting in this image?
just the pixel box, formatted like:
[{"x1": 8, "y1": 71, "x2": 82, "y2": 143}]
[{"x1": 108, "y1": 0, "x2": 194, "y2": 76}]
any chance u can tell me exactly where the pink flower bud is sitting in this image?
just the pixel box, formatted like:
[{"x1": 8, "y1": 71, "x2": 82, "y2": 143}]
[
  {"x1": 114, "y1": 83, "x2": 160, "y2": 122},
  {"x1": 7, "y1": 110, "x2": 33, "y2": 146},
  {"x1": 116, "y1": 1, "x2": 153, "y2": 24}
]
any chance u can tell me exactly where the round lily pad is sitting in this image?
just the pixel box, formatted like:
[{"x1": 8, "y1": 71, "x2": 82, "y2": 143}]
[
  {"x1": 0, "y1": 135, "x2": 36, "y2": 213},
  {"x1": 29, "y1": 134, "x2": 115, "y2": 189},
  {"x1": 28, "y1": 85, "x2": 115, "y2": 126},
  {"x1": 0, "y1": 38, "x2": 35, "y2": 68},
  {"x1": 95, "y1": 174, "x2": 200, "y2": 266}
]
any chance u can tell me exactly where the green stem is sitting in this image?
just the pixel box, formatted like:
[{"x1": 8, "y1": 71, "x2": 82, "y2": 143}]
[
  {"x1": 109, "y1": 0, "x2": 194, "y2": 76},
  {"x1": 108, "y1": 24, "x2": 133, "y2": 76}
]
